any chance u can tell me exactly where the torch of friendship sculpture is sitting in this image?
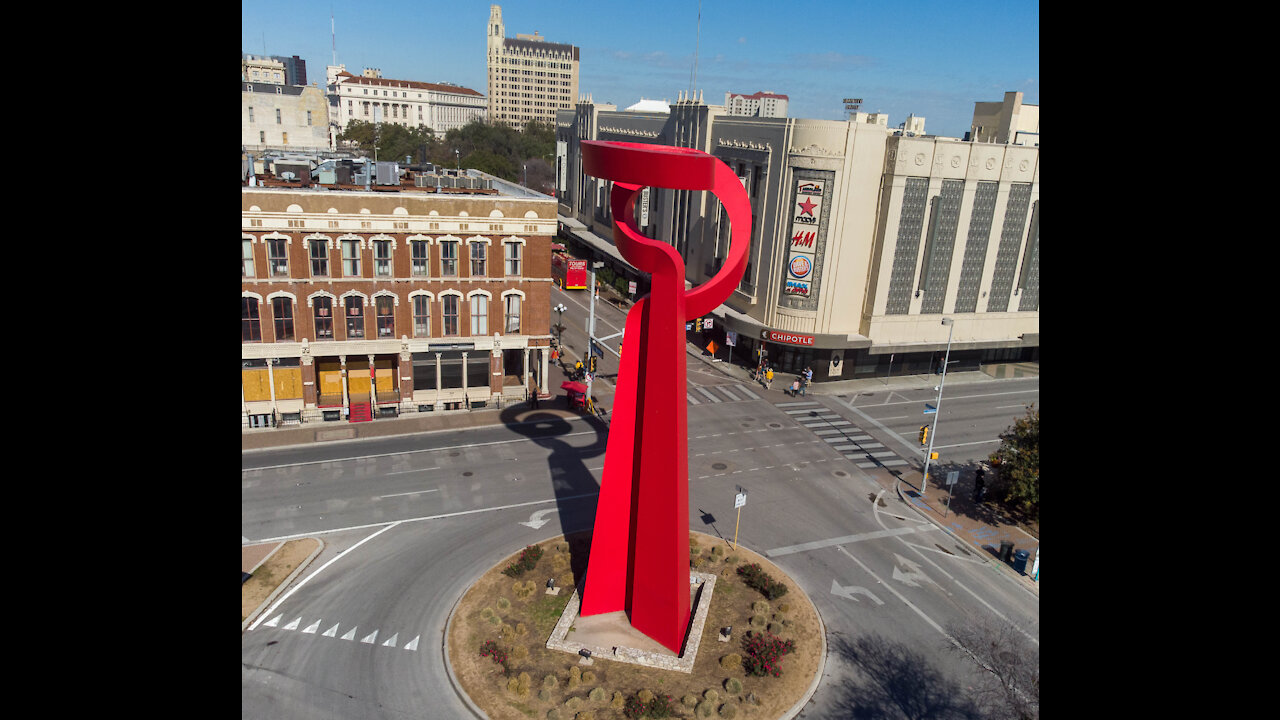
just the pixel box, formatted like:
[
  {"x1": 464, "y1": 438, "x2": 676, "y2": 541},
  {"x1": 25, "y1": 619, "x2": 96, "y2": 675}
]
[{"x1": 578, "y1": 141, "x2": 751, "y2": 654}]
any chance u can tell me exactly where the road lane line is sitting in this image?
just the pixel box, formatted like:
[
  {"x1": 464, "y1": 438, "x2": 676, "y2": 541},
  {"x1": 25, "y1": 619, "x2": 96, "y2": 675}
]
[
  {"x1": 378, "y1": 489, "x2": 441, "y2": 499},
  {"x1": 248, "y1": 522, "x2": 401, "y2": 631},
  {"x1": 251, "y1": 492, "x2": 600, "y2": 545},
  {"x1": 243, "y1": 431, "x2": 598, "y2": 472}
]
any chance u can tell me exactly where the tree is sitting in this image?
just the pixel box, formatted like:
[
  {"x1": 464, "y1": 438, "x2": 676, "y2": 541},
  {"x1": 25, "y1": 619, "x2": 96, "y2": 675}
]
[
  {"x1": 338, "y1": 120, "x2": 436, "y2": 164},
  {"x1": 987, "y1": 403, "x2": 1038, "y2": 521},
  {"x1": 945, "y1": 615, "x2": 1039, "y2": 720}
]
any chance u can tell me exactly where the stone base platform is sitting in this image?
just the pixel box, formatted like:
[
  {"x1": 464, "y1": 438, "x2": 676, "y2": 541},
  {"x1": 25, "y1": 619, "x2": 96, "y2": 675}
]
[{"x1": 545, "y1": 571, "x2": 716, "y2": 673}]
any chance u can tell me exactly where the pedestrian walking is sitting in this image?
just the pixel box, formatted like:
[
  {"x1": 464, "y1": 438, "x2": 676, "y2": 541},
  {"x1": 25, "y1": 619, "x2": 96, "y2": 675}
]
[
  {"x1": 789, "y1": 379, "x2": 800, "y2": 396},
  {"x1": 972, "y1": 468, "x2": 985, "y2": 503},
  {"x1": 765, "y1": 366, "x2": 774, "y2": 390},
  {"x1": 531, "y1": 389, "x2": 540, "y2": 409},
  {"x1": 801, "y1": 366, "x2": 813, "y2": 396}
]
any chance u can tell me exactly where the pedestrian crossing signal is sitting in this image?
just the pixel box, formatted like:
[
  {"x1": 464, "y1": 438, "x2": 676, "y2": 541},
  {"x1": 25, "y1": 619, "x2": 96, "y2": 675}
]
[{"x1": 918, "y1": 425, "x2": 928, "y2": 445}]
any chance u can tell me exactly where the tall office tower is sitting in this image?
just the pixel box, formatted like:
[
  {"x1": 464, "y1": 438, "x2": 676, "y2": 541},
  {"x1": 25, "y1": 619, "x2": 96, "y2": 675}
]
[{"x1": 486, "y1": 4, "x2": 579, "y2": 130}]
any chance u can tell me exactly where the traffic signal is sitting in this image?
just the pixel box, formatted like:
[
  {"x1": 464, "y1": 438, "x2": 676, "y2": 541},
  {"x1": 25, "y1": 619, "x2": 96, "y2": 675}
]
[
  {"x1": 589, "y1": 355, "x2": 597, "y2": 374},
  {"x1": 918, "y1": 425, "x2": 929, "y2": 445}
]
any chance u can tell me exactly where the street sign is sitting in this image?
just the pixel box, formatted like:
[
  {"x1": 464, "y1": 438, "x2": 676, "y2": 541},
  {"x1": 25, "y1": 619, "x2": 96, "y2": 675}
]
[
  {"x1": 725, "y1": 330, "x2": 737, "y2": 346},
  {"x1": 703, "y1": 318, "x2": 713, "y2": 330},
  {"x1": 946, "y1": 471, "x2": 959, "y2": 486},
  {"x1": 628, "y1": 280, "x2": 637, "y2": 294},
  {"x1": 734, "y1": 492, "x2": 746, "y2": 508}
]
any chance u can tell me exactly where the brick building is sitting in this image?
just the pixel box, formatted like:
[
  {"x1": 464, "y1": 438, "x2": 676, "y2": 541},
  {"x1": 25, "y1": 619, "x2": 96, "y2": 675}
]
[{"x1": 241, "y1": 173, "x2": 556, "y2": 428}]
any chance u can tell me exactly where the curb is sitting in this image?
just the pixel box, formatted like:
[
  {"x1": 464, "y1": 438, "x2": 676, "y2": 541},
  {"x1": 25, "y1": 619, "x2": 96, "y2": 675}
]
[
  {"x1": 241, "y1": 537, "x2": 326, "y2": 633},
  {"x1": 442, "y1": 580, "x2": 490, "y2": 719},
  {"x1": 891, "y1": 479, "x2": 1039, "y2": 599},
  {"x1": 782, "y1": 558, "x2": 828, "y2": 720}
]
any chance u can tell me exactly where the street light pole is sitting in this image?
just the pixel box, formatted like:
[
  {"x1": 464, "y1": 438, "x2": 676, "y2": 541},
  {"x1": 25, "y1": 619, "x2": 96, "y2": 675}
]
[
  {"x1": 554, "y1": 303, "x2": 567, "y2": 345},
  {"x1": 921, "y1": 318, "x2": 954, "y2": 495},
  {"x1": 585, "y1": 262, "x2": 602, "y2": 413}
]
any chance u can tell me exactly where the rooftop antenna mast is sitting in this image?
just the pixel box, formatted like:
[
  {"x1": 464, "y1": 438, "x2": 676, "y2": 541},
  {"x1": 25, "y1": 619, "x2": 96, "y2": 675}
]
[
  {"x1": 331, "y1": 8, "x2": 337, "y2": 66},
  {"x1": 688, "y1": 0, "x2": 701, "y2": 98}
]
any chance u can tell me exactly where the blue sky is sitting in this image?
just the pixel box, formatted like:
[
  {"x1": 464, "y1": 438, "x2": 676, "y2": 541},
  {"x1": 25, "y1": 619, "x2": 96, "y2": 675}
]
[{"x1": 242, "y1": 1, "x2": 1038, "y2": 139}]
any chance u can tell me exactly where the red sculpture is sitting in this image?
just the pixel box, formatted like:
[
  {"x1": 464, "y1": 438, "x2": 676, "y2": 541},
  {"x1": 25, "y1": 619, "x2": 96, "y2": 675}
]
[{"x1": 578, "y1": 141, "x2": 751, "y2": 653}]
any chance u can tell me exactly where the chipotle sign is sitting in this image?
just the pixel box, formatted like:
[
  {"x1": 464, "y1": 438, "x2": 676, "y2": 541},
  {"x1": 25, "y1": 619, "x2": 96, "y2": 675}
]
[{"x1": 761, "y1": 330, "x2": 815, "y2": 346}]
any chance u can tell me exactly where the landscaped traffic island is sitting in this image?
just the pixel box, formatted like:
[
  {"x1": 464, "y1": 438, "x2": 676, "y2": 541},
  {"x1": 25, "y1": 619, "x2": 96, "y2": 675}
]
[{"x1": 446, "y1": 531, "x2": 824, "y2": 719}]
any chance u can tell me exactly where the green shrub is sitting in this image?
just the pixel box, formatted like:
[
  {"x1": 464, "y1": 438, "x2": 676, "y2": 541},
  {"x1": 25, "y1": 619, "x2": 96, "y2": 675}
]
[
  {"x1": 565, "y1": 696, "x2": 583, "y2": 711},
  {"x1": 776, "y1": 602, "x2": 791, "y2": 614},
  {"x1": 695, "y1": 700, "x2": 714, "y2": 717},
  {"x1": 581, "y1": 670, "x2": 595, "y2": 683},
  {"x1": 682, "y1": 694, "x2": 699, "y2": 708},
  {"x1": 637, "y1": 689, "x2": 654, "y2": 704},
  {"x1": 610, "y1": 691, "x2": 626, "y2": 710},
  {"x1": 588, "y1": 687, "x2": 606, "y2": 702},
  {"x1": 576, "y1": 712, "x2": 595, "y2": 720},
  {"x1": 539, "y1": 688, "x2": 552, "y2": 702},
  {"x1": 497, "y1": 597, "x2": 511, "y2": 611},
  {"x1": 719, "y1": 653, "x2": 742, "y2": 671},
  {"x1": 751, "y1": 600, "x2": 771, "y2": 614},
  {"x1": 544, "y1": 674, "x2": 559, "y2": 690},
  {"x1": 703, "y1": 689, "x2": 719, "y2": 703},
  {"x1": 503, "y1": 544, "x2": 545, "y2": 577},
  {"x1": 546, "y1": 709, "x2": 561, "y2": 720},
  {"x1": 718, "y1": 702, "x2": 738, "y2": 718},
  {"x1": 749, "y1": 615, "x2": 766, "y2": 628},
  {"x1": 736, "y1": 563, "x2": 788, "y2": 600},
  {"x1": 724, "y1": 677, "x2": 742, "y2": 694}
]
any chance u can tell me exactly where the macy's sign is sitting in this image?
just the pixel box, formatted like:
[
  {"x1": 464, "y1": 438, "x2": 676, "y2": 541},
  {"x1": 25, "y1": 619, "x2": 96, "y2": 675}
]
[{"x1": 761, "y1": 330, "x2": 815, "y2": 346}]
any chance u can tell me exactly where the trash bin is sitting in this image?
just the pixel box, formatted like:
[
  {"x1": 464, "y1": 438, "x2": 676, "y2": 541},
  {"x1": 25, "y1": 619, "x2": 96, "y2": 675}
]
[
  {"x1": 1012, "y1": 549, "x2": 1029, "y2": 574},
  {"x1": 999, "y1": 541, "x2": 1014, "y2": 563}
]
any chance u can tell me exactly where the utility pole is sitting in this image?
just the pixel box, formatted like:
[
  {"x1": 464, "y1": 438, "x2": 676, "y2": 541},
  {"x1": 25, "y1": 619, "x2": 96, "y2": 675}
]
[{"x1": 921, "y1": 318, "x2": 954, "y2": 494}]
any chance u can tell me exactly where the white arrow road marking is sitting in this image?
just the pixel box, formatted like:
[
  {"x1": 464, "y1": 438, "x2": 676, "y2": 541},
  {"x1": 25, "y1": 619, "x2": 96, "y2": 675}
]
[
  {"x1": 830, "y1": 579, "x2": 885, "y2": 605},
  {"x1": 361, "y1": 630, "x2": 379, "y2": 644},
  {"x1": 302, "y1": 619, "x2": 321, "y2": 634},
  {"x1": 404, "y1": 635, "x2": 420, "y2": 651},
  {"x1": 340, "y1": 627, "x2": 357, "y2": 641},
  {"x1": 520, "y1": 508, "x2": 560, "y2": 529},
  {"x1": 283, "y1": 617, "x2": 301, "y2": 630},
  {"x1": 322, "y1": 624, "x2": 340, "y2": 637},
  {"x1": 262, "y1": 614, "x2": 282, "y2": 628},
  {"x1": 381, "y1": 633, "x2": 399, "y2": 647},
  {"x1": 892, "y1": 553, "x2": 935, "y2": 587}
]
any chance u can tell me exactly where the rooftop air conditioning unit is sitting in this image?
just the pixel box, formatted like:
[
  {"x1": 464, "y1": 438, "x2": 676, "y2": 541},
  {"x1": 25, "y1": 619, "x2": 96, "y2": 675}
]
[{"x1": 279, "y1": 171, "x2": 296, "y2": 181}]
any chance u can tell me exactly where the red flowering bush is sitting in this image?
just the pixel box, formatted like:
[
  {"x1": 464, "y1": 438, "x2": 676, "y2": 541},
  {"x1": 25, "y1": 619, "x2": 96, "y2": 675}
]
[
  {"x1": 479, "y1": 640, "x2": 507, "y2": 665},
  {"x1": 501, "y1": 544, "x2": 544, "y2": 577},
  {"x1": 736, "y1": 562, "x2": 789, "y2": 600},
  {"x1": 622, "y1": 693, "x2": 677, "y2": 718},
  {"x1": 741, "y1": 630, "x2": 795, "y2": 677}
]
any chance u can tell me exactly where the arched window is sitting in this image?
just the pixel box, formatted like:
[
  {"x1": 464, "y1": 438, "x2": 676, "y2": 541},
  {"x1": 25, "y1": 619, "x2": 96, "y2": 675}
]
[
  {"x1": 375, "y1": 295, "x2": 395, "y2": 338},
  {"x1": 442, "y1": 295, "x2": 460, "y2": 336},
  {"x1": 313, "y1": 296, "x2": 334, "y2": 340},
  {"x1": 504, "y1": 294, "x2": 522, "y2": 334},
  {"x1": 242, "y1": 297, "x2": 261, "y2": 341},
  {"x1": 413, "y1": 294, "x2": 432, "y2": 337},
  {"x1": 345, "y1": 296, "x2": 365, "y2": 339},
  {"x1": 272, "y1": 297, "x2": 294, "y2": 341},
  {"x1": 470, "y1": 294, "x2": 488, "y2": 335}
]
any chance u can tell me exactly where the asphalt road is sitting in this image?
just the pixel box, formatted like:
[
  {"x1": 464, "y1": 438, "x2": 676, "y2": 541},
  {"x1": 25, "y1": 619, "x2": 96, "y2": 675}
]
[{"x1": 243, "y1": 360, "x2": 1038, "y2": 719}]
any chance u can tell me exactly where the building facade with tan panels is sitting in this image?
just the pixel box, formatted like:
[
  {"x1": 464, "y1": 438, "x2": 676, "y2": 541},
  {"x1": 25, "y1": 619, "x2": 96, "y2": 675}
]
[
  {"x1": 555, "y1": 98, "x2": 1038, "y2": 383},
  {"x1": 241, "y1": 185, "x2": 557, "y2": 429},
  {"x1": 486, "y1": 4, "x2": 579, "y2": 130}
]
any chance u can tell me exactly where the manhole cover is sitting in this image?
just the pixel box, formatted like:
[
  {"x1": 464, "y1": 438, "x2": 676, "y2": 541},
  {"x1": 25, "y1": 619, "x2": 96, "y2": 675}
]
[
  {"x1": 741, "y1": 423, "x2": 752, "y2": 428},
  {"x1": 712, "y1": 463, "x2": 728, "y2": 470},
  {"x1": 767, "y1": 422, "x2": 783, "y2": 428},
  {"x1": 462, "y1": 471, "x2": 473, "y2": 477},
  {"x1": 833, "y1": 470, "x2": 848, "y2": 477},
  {"x1": 450, "y1": 451, "x2": 461, "y2": 457}
]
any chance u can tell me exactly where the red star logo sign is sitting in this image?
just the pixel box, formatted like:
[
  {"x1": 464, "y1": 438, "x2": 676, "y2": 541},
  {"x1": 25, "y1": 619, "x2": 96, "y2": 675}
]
[{"x1": 798, "y1": 196, "x2": 817, "y2": 216}]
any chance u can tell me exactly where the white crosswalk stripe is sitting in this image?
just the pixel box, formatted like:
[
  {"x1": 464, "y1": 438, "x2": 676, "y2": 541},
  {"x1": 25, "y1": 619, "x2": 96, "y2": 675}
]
[
  {"x1": 715, "y1": 385, "x2": 741, "y2": 402},
  {"x1": 687, "y1": 392, "x2": 701, "y2": 405},
  {"x1": 695, "y1": 386, "x2": 721, "y2": 403},
  {"x1": 734, "y1": 384, "x2": 761, "y2": 400},
  {"x1": 778, "y1": 401, "x2": 910, "y2": 471}
]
